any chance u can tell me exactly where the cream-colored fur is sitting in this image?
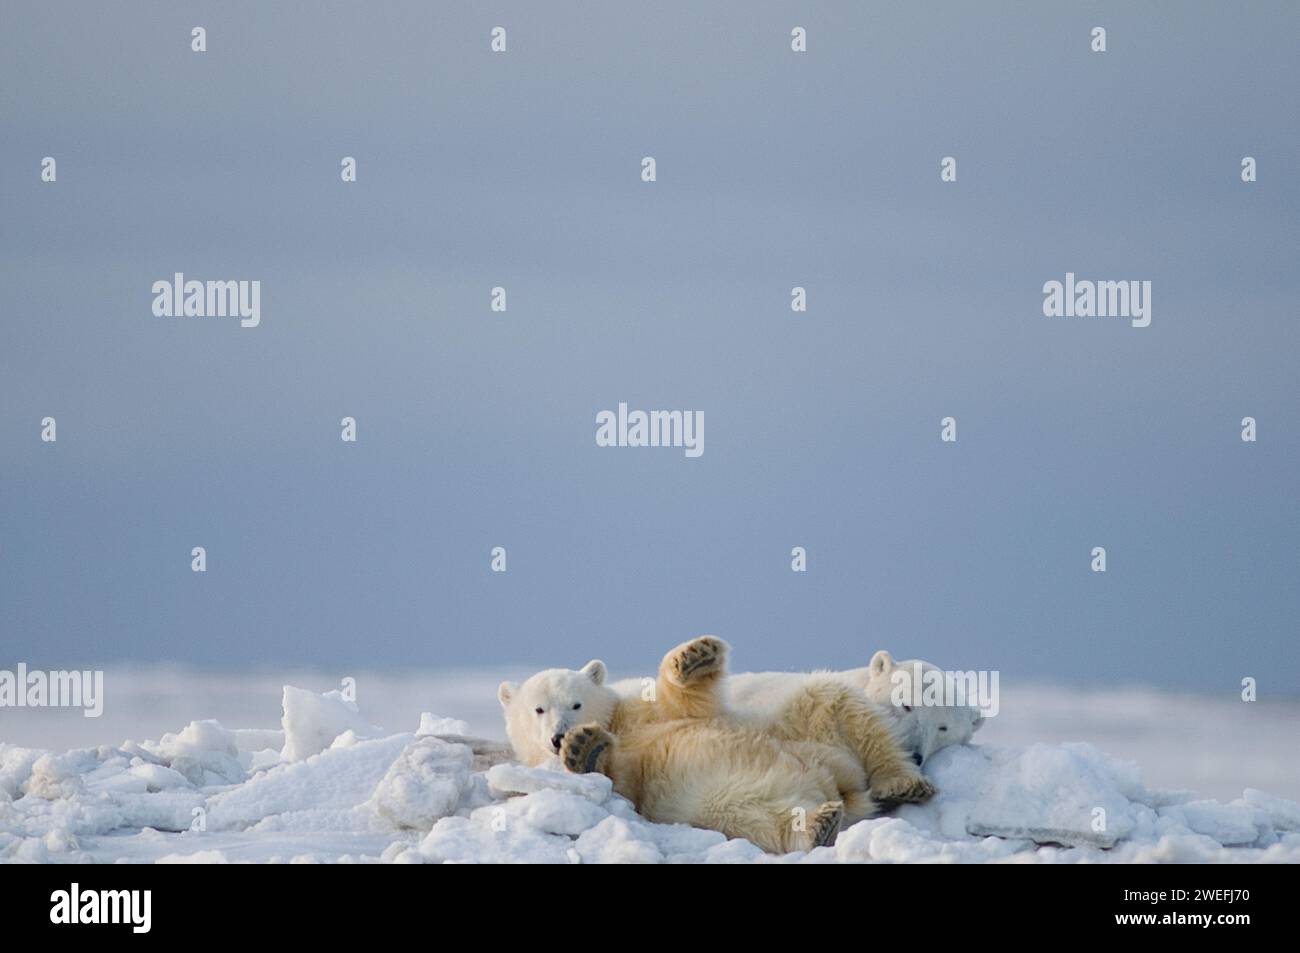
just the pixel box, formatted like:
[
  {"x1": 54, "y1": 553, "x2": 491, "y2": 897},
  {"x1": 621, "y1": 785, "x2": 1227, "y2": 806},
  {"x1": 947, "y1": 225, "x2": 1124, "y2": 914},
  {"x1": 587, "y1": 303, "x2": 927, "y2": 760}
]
[
  {"x1": 722, "y1": 651, "x2": 985, "y2": 765},
  {"x1": 499, "y1": 637, "x2": 933, "y2": 853}
]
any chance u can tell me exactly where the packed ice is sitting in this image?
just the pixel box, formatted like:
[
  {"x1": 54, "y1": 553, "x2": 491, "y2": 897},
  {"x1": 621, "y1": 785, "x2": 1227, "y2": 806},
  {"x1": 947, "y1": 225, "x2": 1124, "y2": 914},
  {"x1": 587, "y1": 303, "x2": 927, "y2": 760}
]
[{"x1": 1, "y1": 684, "x2": 1296, "y2": 864}]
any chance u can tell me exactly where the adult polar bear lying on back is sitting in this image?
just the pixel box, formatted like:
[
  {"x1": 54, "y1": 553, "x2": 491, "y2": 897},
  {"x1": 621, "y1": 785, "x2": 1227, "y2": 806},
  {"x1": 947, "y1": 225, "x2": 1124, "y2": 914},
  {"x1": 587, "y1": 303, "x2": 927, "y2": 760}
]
[
  {"x1": 725, "y1": 650, "x2": 986, "y2": 766},
  {"x1": 499, "y1": 637, "x2": 934, "y2": 853}
]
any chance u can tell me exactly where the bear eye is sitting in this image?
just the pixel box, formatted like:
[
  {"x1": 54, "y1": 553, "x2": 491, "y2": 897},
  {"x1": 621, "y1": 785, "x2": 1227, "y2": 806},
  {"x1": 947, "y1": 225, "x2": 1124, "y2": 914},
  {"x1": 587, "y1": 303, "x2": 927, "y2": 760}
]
[
  {"x1": 534, "y1": 707, "x2": 544, "y2": 715},
  {"x1": 938, "y1": 726, "x2": 948, "y2": 732},
  {"x1": 902, "y1": 705, "x2": 912, "y2": 712},
  {"x1": 572, "y1": 702, "x2": 582, "y2": 710}
]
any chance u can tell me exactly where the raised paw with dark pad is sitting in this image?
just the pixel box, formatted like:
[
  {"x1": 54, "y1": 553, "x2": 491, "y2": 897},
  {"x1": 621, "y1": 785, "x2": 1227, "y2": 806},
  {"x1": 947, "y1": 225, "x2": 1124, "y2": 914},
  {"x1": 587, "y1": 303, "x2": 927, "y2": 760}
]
[
  {"x1": 666, "y1": 636, "x2": 727, "y2": 685},
  {"x1": 560, "y1": 723, "x2": 613, "y2": 776}
]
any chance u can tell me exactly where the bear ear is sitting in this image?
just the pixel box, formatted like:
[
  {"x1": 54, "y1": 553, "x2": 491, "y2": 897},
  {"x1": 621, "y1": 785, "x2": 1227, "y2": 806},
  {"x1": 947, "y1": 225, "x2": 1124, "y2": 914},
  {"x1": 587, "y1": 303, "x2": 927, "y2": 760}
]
[
  {"x1": 497, "y1": 681, "x2": 518, "y2": 709},
  {"x1": 579, "y1": 659, "x2": 607, "y2": 685},
  {"x1": 869, "y1": 650, "x2": 895, "y2": 676}
]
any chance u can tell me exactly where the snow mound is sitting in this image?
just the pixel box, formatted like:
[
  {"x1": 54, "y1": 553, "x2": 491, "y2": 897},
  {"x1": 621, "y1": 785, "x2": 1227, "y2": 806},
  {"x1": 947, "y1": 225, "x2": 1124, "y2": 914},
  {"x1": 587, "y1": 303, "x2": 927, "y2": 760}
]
[
  {"x1": 1, "y1": 682, "x2": 1298, "y2": 864},
  {"x1": 365, "y1": 737, "x2": 479, "y2": 830}
]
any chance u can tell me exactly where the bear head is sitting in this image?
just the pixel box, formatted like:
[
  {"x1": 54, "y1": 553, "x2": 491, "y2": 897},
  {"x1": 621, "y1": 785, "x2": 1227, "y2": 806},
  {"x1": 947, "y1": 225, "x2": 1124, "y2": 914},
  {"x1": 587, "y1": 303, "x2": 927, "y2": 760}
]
[
  {"x1": 864, "y1": 650, "x2": 986, "y2": 765},
  {"x1": 498, "y1": 660, "x2": 620, "y2": 766}
]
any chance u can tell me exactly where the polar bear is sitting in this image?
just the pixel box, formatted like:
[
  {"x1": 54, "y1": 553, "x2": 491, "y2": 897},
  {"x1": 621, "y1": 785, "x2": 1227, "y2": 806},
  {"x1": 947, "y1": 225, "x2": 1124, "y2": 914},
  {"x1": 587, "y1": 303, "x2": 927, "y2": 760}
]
[
  {"x1": 725, "y1": 650, "x2": 985, "y2": 765},
  {"x1": 499, "y1": 637, "x2": 934, "y2": 853}
]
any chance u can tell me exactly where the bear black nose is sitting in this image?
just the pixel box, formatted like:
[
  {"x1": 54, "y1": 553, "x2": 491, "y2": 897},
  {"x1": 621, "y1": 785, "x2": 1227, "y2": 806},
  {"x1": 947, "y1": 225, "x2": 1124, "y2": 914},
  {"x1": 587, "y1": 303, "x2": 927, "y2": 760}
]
[
  {"x1": 551, "y1": 733, "x2": 565, "y2": 751},
  {"x1": 911, "y1": 752, "x2": 924, "y2": 766}
]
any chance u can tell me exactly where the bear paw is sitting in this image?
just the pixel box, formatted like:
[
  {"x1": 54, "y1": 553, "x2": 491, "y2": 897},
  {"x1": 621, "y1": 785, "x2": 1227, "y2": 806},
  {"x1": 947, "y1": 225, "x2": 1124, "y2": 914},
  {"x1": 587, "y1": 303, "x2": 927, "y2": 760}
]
[
  {"x1": 665, "y1": 636, "x2": 728, "y2": 686},
  {"x1": 560, "y1": 723, "x2": 613, "y2": 776},
  {"x1": 810, "y1": 800, "x2": 844, "y2": 848},
  {"x1": 870, "y1": 772, "x2": 936, "y2": 805}
]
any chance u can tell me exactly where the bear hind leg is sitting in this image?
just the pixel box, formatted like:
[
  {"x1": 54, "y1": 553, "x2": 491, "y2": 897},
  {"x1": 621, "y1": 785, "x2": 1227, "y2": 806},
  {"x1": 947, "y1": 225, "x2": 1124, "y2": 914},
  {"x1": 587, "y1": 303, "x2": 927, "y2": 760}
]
[
  {"x1": 808, "y1": 800, "x2": 844, "y2": 849},
  {"x1": 655, "y1": 636, "x2": 728, "y2": 720},
  {"x1": 841, "y1": 789, "x2": 877, "y2": 824}
]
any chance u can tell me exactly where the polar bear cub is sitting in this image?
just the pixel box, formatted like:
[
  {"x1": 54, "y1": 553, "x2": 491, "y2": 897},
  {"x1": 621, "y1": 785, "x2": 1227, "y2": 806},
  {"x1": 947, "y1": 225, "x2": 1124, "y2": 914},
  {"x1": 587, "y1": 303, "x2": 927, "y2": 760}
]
[
  {"x1": 499, "y1": 637, "x2": 934, "y2": 853},
  {"x1": 726, "y1": 649, "x2": 985, "y2": 765}
]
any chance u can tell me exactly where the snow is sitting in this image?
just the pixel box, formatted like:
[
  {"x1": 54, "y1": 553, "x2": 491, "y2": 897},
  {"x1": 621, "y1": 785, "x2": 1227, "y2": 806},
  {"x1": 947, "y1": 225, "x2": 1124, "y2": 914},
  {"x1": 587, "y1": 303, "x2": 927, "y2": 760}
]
[
  {"x1": 280, "y1": 687, "x2": 380, "y2": 762},
  {"x1": 205, "y1": 732, "x2": 413, "y2": 833},
  {"x1": 486, "y1": 762, "x2": 613, "y2": 803},
  {"x1": 366, "y1": 737, "x2": 480, "y2": 830},
  {"x1": 1, "y1": 677, "x2": 1297, "y2": 864},
  {"x1": 416, "y1": 713, "x2": 471, "y2": 738}
]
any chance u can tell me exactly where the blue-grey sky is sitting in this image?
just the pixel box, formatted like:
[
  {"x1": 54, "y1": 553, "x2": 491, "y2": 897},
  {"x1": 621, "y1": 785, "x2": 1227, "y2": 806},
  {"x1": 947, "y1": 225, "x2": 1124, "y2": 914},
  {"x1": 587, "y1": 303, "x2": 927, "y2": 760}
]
[{"x1": 2, "y1": 1, "x2": 1297, "y2": 692}]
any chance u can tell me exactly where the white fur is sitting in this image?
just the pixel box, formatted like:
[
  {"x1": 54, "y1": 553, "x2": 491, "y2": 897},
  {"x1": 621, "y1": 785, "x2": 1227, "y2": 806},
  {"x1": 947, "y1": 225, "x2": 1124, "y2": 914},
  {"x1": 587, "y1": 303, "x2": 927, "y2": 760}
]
[
  {"x1": 860, "y1": 650, "x2": 985, "y2": 762},
  {"x1": 498, "y1": 660, "x2": 617, "y2": 766}
]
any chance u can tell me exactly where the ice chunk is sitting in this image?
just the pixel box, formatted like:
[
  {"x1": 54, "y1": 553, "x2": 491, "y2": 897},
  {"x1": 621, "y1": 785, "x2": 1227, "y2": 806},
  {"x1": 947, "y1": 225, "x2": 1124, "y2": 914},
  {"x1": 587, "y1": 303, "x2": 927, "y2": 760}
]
[
  {"x1": 0, "y1": 746, "x2": 43, "y2": 802},
  {"x1": 366, "y1": 737, "x2": 474, "y2": 830},
  {"x1": 280, "y1": 686, "x2": 382, "y2": 762},
  {"x1": 416, "y1": 713, "x2": 470, "y2": 738},
  {"x1": 144, "y1": 720, "x2": 245, "y2": 786},
  {"x1": 486, "y1": 762, "x2": 613, "y2": 803},
  {"x1": 1237, "y1": 788, "x2": 1300, "y2": 832},
  {"x1": 836, "y1": 816, "x2": 1026, "y2": 863},
  {"x1": 207, "y1": 733, "x2": 411, "y2": 831},
  {"x1": 22, "y1": 752, "x2": 93, "y2": 800},
  {"x1": 575, "y1": 815, "x2": 663, "y2": 864},
  {"x1": 129, "y1": 763, "x2": 193, "y2": 792},
  {"x1": 965, "y1": 743, "x2": 1137, "y2": 848},
  {"x1": 1159, "y1": 800, "x2": 1268, "y2": 846},
  {"x1": 473, "y1": 788, "x2": 609, "y2": 837}
]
